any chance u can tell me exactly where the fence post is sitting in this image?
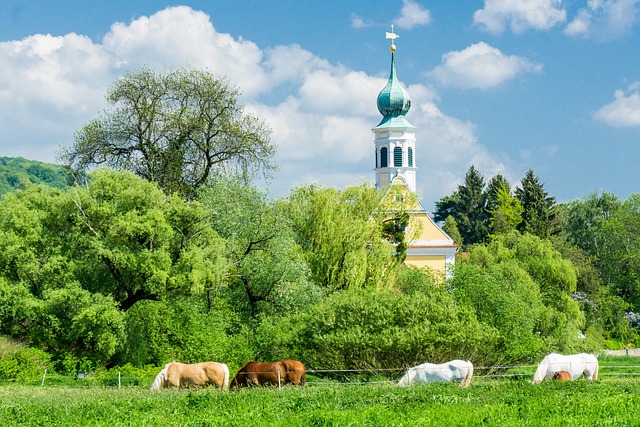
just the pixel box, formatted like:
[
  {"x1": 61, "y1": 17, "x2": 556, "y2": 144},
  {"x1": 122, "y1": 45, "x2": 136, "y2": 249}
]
[
  {"x1": 118, "y1": 372, "x2": 121, "y2": 389},
  {"x1": 41, "y1": 369, "x2": 47, "y2": 386}
]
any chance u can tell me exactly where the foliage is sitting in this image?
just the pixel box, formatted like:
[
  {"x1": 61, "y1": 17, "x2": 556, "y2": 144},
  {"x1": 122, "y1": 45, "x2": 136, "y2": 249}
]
[
  {"x1": 0, "y1": 170, "x2": 227, "y2": 365},
  {"x1": 433, "y1": 166, "x2": 489, "y2": 248},
  {"x1": 283, "y1": 183, "x2": 397, "y2": 290},
  {"x1": 515, "y1": 169, "x2": 556, "y2": 238},
  {"x1": 487, "y1": 179, "x2": 523, "y2": 237},
  {"x1": 459, "y1": 232, "x2": 587, "y2": 356},
  {"x1": 257, "y1": 282, "x2": 500, "y2": 370},
  {"x1": 199, "y1": 178, "x2": 318, "y2": 320},
  {"x1": 599, "y1": 194, "x2": 640, "y2": 309},
  {"x1": 442, "y1": 215, "x2": 463, "y2": 247},
  {"x1": 114, "y1": 296, "x2": 252, "y2": 370},
  {"x1": 0, "y1": 337, "x2": 49, "y2": 380},
  {"x1": 60, "y1": 68, "x2": 276, "y2": 199},
  {"x1": 0, "y1": 157, "x2": 69, "y2": 196}
]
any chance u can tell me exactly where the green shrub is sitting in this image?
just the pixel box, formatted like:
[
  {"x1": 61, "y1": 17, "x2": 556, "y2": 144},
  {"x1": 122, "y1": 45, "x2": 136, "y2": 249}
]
[
  {"x1": 0, "y1": 337, "x2": 50, "y2": 380},
  {"x1": 253, "y1": 284, "x2": 500, "y2": 372}
]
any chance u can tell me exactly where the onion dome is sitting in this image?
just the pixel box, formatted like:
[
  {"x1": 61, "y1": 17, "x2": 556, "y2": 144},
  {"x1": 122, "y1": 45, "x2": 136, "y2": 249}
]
[{"x1": 377, "y1": 47, "x2": 411, "y2": 118}]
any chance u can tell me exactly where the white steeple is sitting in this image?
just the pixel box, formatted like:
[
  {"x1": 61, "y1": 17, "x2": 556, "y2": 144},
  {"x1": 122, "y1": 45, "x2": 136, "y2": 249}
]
[{"x1": 373, "y1": 26, "x2": 417, "y2": 193}]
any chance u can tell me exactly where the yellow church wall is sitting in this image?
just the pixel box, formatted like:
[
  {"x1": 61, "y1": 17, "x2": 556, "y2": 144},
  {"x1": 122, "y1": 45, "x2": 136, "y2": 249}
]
[
  {"x1": 404, "y1": 254, "x2": 446, "y2": 271},
  {"x1": 408, "y1": 214, "x2": 450, "y2": 241}
]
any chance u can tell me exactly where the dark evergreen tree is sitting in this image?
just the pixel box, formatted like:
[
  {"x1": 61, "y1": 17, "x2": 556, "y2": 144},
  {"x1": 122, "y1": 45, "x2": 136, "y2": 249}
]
[
  {"x1": 515, "y1": 169, "x2": 556, "y2": 238},
  {"x1": 433, "y1": 165, "x2": 489, "y2": 248},
  {"x1": 456, "y1": 166, "x2": 489, "y2": 246},
  {"x1": 485, "y1": 174, "x2": 510, "y2": 213}
]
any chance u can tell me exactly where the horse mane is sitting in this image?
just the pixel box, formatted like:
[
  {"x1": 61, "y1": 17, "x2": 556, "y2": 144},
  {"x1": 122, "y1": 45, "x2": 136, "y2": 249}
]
[
  {"x1": 221, "y1": 363, "x2": 230, "y2": 390},
  {"x1": 150, "y1": 362, "x2": 172, "y2": 391}
]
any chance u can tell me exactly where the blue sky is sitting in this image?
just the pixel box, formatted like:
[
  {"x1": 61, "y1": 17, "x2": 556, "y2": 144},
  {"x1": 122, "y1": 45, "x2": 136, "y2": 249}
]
[{"x1": 1, "y1": 0, "x2": 639, "y2": 211}]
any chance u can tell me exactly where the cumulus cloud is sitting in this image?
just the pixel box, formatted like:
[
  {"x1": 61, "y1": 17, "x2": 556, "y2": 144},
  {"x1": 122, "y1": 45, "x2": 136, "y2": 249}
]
[
  {"x1": 394, "y1": 0, "x2": 432, "y2": 30},
  {"x1": 593, "y1": 83, "x2": 640, "y2": 127},
  {"x1": 351, "y1": 13, "x2": 374, "y2": 29},
  {"x1": 473, "y1": 0, "x2": 566, "y2": 34},
  {"x1": 565, "y1": 0, "x2": 640, "y2": 40},
  {"x1": 428, "y1": 42, "x2": 542, "y2": 89},
  {"x1": 0, "y1": 5, "x2": 510, "y2": 204}
]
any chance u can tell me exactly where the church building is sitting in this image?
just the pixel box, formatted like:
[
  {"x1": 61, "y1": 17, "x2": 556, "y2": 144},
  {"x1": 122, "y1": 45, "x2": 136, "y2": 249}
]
[{"x1": 372, "y1": 28, "x2": 457, "y2": 276}]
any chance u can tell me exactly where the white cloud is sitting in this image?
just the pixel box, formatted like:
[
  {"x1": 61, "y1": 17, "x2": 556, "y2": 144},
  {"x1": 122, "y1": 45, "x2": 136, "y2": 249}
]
[
  {"x1": 0, "y1": 5, "x2": 513, "y2": 205},
  {"x1": 565, "y1": 9, "x2": 593, "y2": 35},
  {"x1": 428, "y1": 42, "x2": 542, "y2": 89},
  {"x1": 593, "y1": 84, "x2": 640, "y2": 127},
  {"x1": 351, "y1": 13, "x2": 374, "y2": 29},
  {"x1": 565, "y1": 0, "x2": 640, "y2": 40},
  {"x1": 394, "y1": 0, "x2": 432, "y2": 30},
  {"x1": 473, "y1": 0, "x2": 566, "y2": 34}
]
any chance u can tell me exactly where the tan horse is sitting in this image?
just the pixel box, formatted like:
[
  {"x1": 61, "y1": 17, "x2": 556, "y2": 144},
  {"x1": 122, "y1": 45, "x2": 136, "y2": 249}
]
[
  {"x1": 230, "y1": 359, "x2": 306, "y2": 388},
  {"x1": 151, "y1": 362, "x2": 229, "y2": 391},
  {"x1": 552, "y1": 370, "x2": 571, "y2": 381}
]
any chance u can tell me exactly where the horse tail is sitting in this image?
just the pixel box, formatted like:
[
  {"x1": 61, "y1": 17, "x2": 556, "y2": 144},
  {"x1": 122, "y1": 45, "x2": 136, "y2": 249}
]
[
  {"x1": 461, "y1": 362, "x2": 473, "y2": 387},
  {"x1": 592, "y1": 361, "x2": 599, "y2": 381},
  {"x1": 151, "y1": 363, "x2": 171, "y2": 391},
  {"x1": 221, "y1": 363, "x2": 230, "y2": 390}
]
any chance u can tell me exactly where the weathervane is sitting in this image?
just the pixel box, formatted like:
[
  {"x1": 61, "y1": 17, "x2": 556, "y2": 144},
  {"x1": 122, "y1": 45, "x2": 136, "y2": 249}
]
[{"x1": 386, "y1": 24, "x2": 398, "y2": 52}]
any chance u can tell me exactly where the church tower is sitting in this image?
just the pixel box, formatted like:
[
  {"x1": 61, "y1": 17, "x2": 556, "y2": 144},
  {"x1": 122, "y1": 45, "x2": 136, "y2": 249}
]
[
  {"x1": 373, "y1": 26, "x2": 417, "y2": 193},
  {"x1": 372, "y1": 27, "x2": 457, "y2": 276}
]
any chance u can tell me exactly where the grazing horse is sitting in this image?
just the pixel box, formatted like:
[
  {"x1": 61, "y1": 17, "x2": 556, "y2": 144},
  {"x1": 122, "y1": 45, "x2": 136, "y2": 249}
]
[
  {"x1": 151, "y1": 361, "x2": 229, "y2": 391},
  {"x1": 230, "y1": 359, "x2": 306, "y2": 388},
  {"x1": 533, "y1": 353, "x2": 599, "y2": 384},
  {"x1": 281, "y1": 359, "x2": 306, "y2": 385},
  {"x1": 552, "y1": 370, "x2": 571, "y2": 381},
  {"x1": 398, "y1": 360, "x2": 474, "y2": 387}
]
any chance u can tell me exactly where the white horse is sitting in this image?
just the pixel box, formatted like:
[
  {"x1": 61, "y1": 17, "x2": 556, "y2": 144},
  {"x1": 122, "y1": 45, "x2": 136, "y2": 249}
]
[
  {"x1": 398, "y1": 360, "x2": 474, "y2": 387},
  {"x1": 533, "y1": 353, "x2": 599, "y2": 384}
]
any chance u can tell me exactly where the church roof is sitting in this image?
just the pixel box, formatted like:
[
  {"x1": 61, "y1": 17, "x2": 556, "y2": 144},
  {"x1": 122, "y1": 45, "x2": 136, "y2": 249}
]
[{"x1": 376, "y1": 47, "x2": 412, "y2": 126}]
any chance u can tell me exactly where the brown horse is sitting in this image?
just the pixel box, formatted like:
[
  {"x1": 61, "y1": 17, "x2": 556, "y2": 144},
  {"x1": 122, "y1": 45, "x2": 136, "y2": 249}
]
[
  {"x1": 230, "y1": 359, "x2": 306, "y2": 388},
  {"x1": 552, "y1": 370, "x2": 571, "y2": 381},
  {"x1": 281, "y1": 359, "x2": 306, "y2": 385},
  {"x1": 151, "y1": 362, "x2": 229, "y2": 391}
]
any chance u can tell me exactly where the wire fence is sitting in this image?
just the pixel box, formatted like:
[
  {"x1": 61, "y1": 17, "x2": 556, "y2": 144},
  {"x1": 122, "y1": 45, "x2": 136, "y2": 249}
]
[{"x1": 2, "y1": 364, "x2": 640, "y2": 387}]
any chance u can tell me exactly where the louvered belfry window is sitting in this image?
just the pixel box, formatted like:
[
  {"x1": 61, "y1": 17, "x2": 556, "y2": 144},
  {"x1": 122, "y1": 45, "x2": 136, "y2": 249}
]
[
  {"x1": 394, "y1": 147, "x2": 402, "y2": 167},
  {"x1": 408, "y1": 147, "x2": 413, "y2": 167},
  {"x1": 380, "y1": 147, "x2": 388, "y2": 167}
]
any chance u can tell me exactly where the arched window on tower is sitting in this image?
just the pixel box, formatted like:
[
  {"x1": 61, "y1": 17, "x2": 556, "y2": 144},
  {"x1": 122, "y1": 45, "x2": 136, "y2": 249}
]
[
  {"x1": 408, "y1": 147, "x2": 413, "y2": 167},
  {"x1": 380, "y1": 147, "x2": 388, "y2": 168},
  {"x1": 375, "y1": 149, "x2": 378, "y2": 168},
  {"x1": 394, "y1": 147, "x2": 402, "y2": 167}
]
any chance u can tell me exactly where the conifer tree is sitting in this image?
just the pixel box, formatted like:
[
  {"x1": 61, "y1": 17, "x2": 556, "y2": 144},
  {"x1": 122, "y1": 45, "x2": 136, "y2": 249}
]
[{"x1": 515, "y1": 169, "x2": 556, "y2": 238}]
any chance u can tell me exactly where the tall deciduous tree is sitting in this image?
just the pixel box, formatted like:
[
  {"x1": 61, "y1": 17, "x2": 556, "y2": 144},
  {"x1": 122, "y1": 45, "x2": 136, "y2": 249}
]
[
  {"x1": 60, "y1": 68, "x2": 276, "y2": 199},
  {"x1": 199, "y1": 178, "x2": 317, "y2": 319},
  {"x1": 283, "y1": 184, "x2": 396, "y2": 290},
  {"x1": 515, "y1": 169, "x2": 556, "y2": 238}
]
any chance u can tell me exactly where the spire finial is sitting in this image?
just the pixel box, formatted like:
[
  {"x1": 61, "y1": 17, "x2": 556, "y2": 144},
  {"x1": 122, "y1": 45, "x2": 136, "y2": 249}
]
[{"x1": 386, "y1": 25, "x2": 398, "y2": 52}]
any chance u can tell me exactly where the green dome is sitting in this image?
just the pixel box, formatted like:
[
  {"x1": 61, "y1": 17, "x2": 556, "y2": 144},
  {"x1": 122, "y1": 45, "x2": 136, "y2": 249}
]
[{"x1": 377, "y1": 52, "x2": 411, "y2": 118}]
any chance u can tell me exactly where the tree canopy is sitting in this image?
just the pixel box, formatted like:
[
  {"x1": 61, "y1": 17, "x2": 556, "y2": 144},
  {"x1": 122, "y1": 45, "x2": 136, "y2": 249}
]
[{"x1": 59, "y1": 68, "x2": 276, "y2": 199}]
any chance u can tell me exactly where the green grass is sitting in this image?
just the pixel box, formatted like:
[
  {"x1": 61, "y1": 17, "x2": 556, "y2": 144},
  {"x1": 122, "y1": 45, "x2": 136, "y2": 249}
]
[{"x1": 1, "y1": 377, "x2": 639, "y2": 426}]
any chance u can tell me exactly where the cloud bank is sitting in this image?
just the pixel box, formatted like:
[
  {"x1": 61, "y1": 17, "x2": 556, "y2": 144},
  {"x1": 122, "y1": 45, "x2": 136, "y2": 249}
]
[{"x1": 0, "y1": 5, "x2": 511, "y2": 206}]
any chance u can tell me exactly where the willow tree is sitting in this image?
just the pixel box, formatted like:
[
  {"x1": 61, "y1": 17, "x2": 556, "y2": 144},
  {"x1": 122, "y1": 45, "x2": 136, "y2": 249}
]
[
  {"x1": 283, "y1": 183, "x2": 396, "y2": 290},
  {"x1": 60, "y1": 68, "x2": 276, "y2": 199}
]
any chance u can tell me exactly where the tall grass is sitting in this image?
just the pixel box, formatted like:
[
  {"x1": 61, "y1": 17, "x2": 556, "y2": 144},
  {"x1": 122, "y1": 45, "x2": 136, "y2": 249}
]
[{"x1": 1, "y1": 377, "x2": 639, "y2": 426}]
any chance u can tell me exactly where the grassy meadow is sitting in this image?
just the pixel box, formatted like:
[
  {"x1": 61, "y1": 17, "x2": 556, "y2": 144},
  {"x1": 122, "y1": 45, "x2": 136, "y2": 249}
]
[{"x1": 2, "y1": 371, "x2": 639, "y2": 426}]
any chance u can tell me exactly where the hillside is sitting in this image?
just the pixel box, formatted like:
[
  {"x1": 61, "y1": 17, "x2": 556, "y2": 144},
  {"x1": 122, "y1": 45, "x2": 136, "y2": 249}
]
[{"x1": 0, "y1": 157, "x2": 69, "y2": 196}]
